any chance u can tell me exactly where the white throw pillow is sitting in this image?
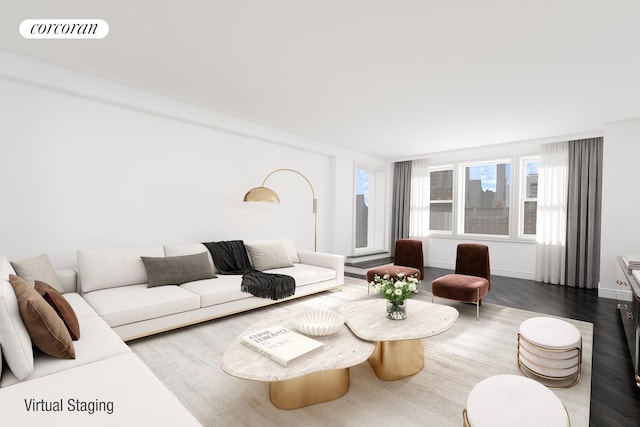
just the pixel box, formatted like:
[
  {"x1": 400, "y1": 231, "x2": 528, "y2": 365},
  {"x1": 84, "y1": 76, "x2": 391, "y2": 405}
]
[
  {"x1": 245, "y1": 239, "x2": 300, "y2": 263},
  {"x1": 245, "y1": 241, "x2": 294, "y2": 271},
  {"x1": 280, "y1": 239, "x2": 301, "y2": 263},
  {"x1": 10, "y1": 253, "x2": 63, "y2": 293},
  {"x1": 0, "y1": 257, "x2": 34, "y2": 380}
]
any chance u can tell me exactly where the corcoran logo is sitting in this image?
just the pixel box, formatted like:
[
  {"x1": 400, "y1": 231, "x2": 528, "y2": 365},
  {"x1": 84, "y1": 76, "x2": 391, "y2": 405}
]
[{"x1": 19, "y1": 19, "x2": 109, "y2": 39}]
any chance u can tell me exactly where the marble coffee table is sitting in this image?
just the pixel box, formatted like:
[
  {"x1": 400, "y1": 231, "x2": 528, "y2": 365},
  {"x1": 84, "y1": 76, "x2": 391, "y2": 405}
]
[
  {"x1": 340, "y1": 299, "x2": 458, "y2": 380},
  {"x1": 220, "y1": 309, "x2": 375, "y2": 409}
]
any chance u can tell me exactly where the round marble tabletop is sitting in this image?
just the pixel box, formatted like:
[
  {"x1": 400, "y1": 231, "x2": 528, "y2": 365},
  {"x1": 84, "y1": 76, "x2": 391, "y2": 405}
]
[
  {"x1": 220, "y1": 308, "x2": 376, "y2": 382},
  {"x1": 339, "y1": 299, "x2": 459, "y2": 341}
]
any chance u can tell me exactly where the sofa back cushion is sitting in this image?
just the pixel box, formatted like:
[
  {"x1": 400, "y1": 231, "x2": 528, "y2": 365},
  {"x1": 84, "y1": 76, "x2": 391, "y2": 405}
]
[
  {"x1": 164, "y1": 243, "x2": 217, "y2": 273},
  {"x1": 0, "y1": 256, "x2": 34, "y2": 380},
  {"x1": 78, "y1": 246, "x2": 165, "y2": 293}
]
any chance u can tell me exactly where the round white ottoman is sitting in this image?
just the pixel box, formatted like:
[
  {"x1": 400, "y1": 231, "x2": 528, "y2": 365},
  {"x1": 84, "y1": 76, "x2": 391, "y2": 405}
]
[
  {"x1": 518, "y1": 317, "x2": 582, "y2": 387},
  {"x1": 464, "y1": 374, "x2": 569, "y2": 427}
]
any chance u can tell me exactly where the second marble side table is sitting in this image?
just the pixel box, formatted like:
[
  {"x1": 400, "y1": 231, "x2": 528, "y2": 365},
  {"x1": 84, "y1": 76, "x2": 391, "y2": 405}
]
[{"x1": 340, "y1": 299, "x2": 458, "y2": 380}]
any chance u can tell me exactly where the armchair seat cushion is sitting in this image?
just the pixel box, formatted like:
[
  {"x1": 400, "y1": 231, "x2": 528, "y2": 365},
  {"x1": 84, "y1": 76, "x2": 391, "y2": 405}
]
[
  {"x1": 366, "y1": 265, "x2": 421, "y2": 284},
  {"x1": 431, "y1": 273, "x2": 489, "y2": 302}
]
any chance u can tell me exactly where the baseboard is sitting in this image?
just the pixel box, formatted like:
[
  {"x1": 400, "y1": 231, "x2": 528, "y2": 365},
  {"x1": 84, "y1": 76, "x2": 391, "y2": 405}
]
[
  {"x1": 598, "y1": 287, "x2": 632, "y2": 301},
  {"x1": 427, "y1": 262, "x2": 535, "y2": 281}
]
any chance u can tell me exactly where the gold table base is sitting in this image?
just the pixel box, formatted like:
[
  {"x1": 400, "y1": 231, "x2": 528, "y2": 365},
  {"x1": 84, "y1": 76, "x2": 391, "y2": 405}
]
[
  {"x1": 269, "y1": 368, "x2": 350, "y2": 409},
  {"x1": 368, "y1": 338, "x2": 425, "y2": 380}
]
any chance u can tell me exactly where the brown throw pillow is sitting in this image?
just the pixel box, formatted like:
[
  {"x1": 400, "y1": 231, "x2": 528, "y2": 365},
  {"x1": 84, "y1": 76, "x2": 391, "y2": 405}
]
[
  {"x1": 8, "y1": 275, "x2": 75, "y2": 359},
  {"x1": 35, "y1": 280, "x2": 80, "y2": 341}
]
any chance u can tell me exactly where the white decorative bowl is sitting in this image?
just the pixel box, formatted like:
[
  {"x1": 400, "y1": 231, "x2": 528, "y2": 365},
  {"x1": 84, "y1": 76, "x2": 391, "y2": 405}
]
[{"x1": 294, "y1": 309, "x2": 345, "y2": 336}]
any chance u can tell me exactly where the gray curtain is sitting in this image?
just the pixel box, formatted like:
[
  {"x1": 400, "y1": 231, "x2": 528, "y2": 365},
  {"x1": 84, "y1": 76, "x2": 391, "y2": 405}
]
[
  {"x1": 390, "y1": 161, "x2": 412, "y2": 255},
  {"x1": 565, "y1": 137, "x2": 603, "y2": 289}
]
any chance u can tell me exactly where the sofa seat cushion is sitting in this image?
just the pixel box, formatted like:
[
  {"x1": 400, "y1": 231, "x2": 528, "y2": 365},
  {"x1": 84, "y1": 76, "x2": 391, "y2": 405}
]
[
  {"x1": 1, "y1": 312, "x2": 130, "y2": 387},
  {"x1": 61, "y1": 293, "x2": 101, "y2": 319},
  {"x1": 265, "y1": 264, "x2": 336, "y2": 286},
  {"x1": 82, "y1": 284, "x2": 200, "y2": 328},
  {"x1": 0, "y1": 353, "x2": 201, "y2": 427},
  {"x1": 180, "y1": 263, "x2": 337, "y2": 308},
  {"x1": 180, "y1": 276, "x2": 249, "y2": 307}
]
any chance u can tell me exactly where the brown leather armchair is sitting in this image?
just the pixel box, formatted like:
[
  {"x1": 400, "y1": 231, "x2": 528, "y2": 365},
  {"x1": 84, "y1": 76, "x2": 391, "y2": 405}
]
[
  {"x1": 431, "y1": 243, "x2": 490, "y2": 319},
  {"x1": 366, "y1": 239, "x2": 424, "y2": 294}
]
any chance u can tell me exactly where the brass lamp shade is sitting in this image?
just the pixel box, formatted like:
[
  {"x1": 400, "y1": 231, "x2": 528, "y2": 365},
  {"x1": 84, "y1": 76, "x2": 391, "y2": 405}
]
[
  {"x1": 242, "y1": 168, "x2": 317, "y2": 251},
  {"x1": 243, "y1": 186, "x2": 280, "y2": 203}
]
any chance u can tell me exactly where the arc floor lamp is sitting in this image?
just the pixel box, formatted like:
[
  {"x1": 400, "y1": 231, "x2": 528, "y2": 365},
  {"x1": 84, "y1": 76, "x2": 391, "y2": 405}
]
[{"x1": 243, "y1": 168, "x2": 318, "y2": 252}]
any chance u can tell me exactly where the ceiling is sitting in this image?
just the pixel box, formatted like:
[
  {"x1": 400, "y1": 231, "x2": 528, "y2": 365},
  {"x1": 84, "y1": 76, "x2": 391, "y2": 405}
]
[{"x1": 2, "y1": 1, "x2": 639, "y2": 159}]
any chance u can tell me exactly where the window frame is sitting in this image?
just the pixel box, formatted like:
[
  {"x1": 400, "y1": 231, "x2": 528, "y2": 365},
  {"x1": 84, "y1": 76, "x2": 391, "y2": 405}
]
[
  {"x1": 353, "y1": 162, "x2": 386, "y2": 255},
  {"x1": 518, "y1": 155, "x2": 539, "y2": 240},
  {"x1": 428, "y1": 165, "x2": 455, "y2": 235},
  {"x1": 456, "y1": 158, "x2": 513, "y2": 239}
]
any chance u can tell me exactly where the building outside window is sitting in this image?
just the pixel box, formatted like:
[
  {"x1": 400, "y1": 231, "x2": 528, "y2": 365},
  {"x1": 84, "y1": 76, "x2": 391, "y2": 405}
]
[
  {"x1": 354, "y1": 163, "x2": 386, "y2": 254},
  {"x1": 354, "y1": 168, "x2": 370, "y2": 248},
  {"x1": 521, "y1": 157, "x2": 539, "y2": 237},
  {"x1": 429, "y1": 168, "x2": 454, "y2": 231},
  {"x1": 462, "y1": 161, "x2": 511, "y2": 236}
]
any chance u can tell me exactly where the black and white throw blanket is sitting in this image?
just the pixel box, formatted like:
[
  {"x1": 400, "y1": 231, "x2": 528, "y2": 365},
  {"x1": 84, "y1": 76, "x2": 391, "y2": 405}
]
[{"x1": 202, "y1": 240, "x2": 295, "y2": 301}]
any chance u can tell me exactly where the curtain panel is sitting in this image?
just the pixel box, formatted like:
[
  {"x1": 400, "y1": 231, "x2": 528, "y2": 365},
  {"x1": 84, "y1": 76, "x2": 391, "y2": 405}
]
[
  {"x1": 390, "y1": 161, "x2": 412, "y2": 254},
  {"x1": 565, "y1": 137, "x2": 603, "y2": 289},
  {"x1": 410, "y1": 158, "x2": 430, "y2": 238},
  {"x1": 535, "y1": 141, "x2": 569, "y2": 285}
]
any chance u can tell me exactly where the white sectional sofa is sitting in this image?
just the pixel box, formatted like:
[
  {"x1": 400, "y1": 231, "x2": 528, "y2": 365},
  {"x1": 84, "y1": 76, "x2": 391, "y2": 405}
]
[
  {"x1": 0, "y1": 239, "x2": 344, "y2": 425},
  {"x1": 0, "y1": 258, "x2": 201, "y2": 426},
  {"x1": 78, "y1": 240, "x2": 344, "y2": 341}
]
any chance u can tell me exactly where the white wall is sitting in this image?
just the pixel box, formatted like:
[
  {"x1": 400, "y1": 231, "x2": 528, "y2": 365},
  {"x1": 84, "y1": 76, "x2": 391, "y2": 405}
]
[
  {"x1": 411, "y1": 139, "x2": 545, "y2": 280},
  {"x1": 426, "y1": 237, "x2": 536, "y2": 279},
  {"x1": 599, "y1": 118, "x2": 640, "y2": 299},
  {"x1": 0, "y1": 50, "x2": 385, "y2": 269}
]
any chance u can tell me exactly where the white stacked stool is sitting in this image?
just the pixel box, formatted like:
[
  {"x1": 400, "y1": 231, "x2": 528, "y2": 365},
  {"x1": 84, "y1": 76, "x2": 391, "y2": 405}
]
[
  {"x1": 463, "y1": 374, "x2": 569, "y2": 427},
  {"x1": 518, "y1": 316, "x2": 582, "y2": 388}
]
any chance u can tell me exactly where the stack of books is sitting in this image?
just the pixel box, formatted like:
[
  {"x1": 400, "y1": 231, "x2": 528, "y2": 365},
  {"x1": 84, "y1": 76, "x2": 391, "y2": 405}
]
[{"x1": 623, "y1": 254, "x2": 640, "y2": 272}]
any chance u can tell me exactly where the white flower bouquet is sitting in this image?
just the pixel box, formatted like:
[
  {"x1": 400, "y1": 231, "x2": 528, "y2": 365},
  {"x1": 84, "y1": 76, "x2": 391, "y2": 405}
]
[{"x1": 369, "y1": 271, "x2": 420, "y2": 303}]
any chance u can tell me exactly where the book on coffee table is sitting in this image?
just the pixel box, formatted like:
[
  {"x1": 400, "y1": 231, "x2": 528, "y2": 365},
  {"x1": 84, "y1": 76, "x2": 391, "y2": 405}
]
[{"x1": 241, "y1": 325, "x2": 324, "y2": 367}]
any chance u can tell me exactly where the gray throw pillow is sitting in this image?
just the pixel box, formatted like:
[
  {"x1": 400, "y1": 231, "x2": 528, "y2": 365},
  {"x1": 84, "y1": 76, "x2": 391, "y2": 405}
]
[
  {"x1": 11, "y1": 253, "x2": 64, "y2": 293},
  {"x1": 141, "y1": 252, "x2": 216, "y2": 288},
  {"x1": 245, "y1": 241, "x2": 294, "y2": 271}
]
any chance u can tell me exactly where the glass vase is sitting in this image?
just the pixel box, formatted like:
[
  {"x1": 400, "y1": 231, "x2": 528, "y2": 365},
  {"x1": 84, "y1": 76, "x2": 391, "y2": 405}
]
[{"x1": 386, "y1": 299, "x2": 407, "y2": 320}]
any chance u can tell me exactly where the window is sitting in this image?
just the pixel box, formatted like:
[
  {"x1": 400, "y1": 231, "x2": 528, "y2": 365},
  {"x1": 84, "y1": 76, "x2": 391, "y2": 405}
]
[
  {"x1": 354, "y1": 168, "x2": 371, "y2": 249},
  {"x1": 354, "y1": 164, "x2": 385, "y2": 253},
  {"x1": 424, "y1": 150, "x2": 540, "y2": 241},
  {"x1": 520, "y1": 157, "x2": 539, "y2": 237},
  {"x1": 429, "y1": 168, "x2": 453, "y2": 231},
  {"x1": 461, "y1": 161, "x2": 511, "y2": 236}
]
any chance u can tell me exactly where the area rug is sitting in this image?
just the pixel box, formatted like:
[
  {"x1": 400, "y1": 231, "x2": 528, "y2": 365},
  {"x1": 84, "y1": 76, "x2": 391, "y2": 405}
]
[{"x1": 129, "y1": 277, "x2": 593, "y2": 427}]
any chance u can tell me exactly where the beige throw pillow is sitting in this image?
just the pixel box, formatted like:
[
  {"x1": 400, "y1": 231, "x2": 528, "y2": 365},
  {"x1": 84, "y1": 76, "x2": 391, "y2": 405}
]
[
  {"x1": 245, "y1": 241, "x2": 294, "y2": 271},
  {"x1": 11, "y1": 254, "x2": 64, "y2": 293},
  {"x1": 9, "y1": 275, "x2": 75, "y2": 359}
]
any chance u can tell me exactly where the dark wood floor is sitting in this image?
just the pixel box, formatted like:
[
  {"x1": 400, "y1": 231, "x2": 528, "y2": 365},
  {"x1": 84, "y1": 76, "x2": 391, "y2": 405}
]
[{"x1": 351, "y1": 266, "x2": 640, "y2": 426}]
